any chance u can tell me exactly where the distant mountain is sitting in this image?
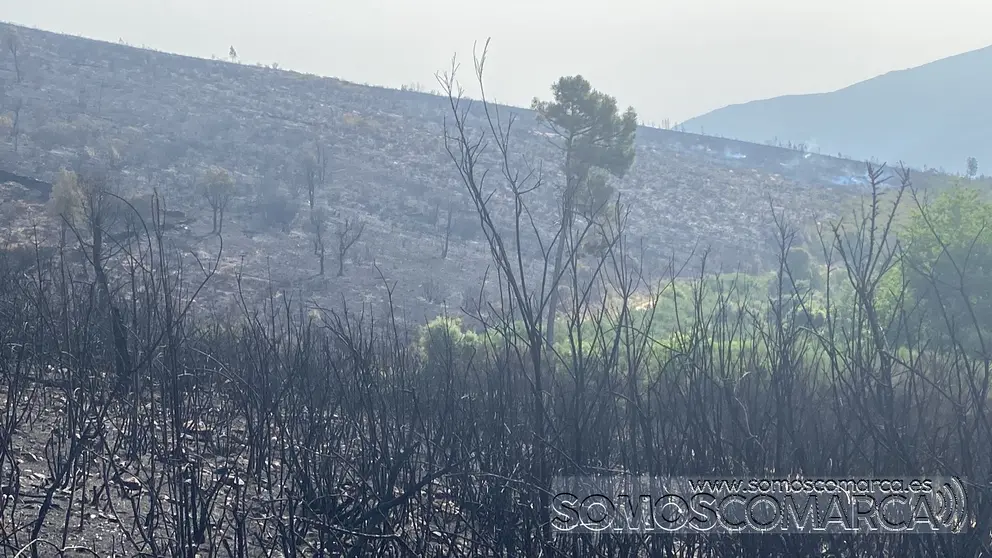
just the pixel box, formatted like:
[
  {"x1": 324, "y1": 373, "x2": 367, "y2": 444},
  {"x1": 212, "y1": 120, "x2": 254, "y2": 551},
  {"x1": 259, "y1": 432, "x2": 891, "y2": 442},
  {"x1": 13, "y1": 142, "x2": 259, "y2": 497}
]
[{"x1": 682, "y1": 46, "x2": 992, "y2": 174}]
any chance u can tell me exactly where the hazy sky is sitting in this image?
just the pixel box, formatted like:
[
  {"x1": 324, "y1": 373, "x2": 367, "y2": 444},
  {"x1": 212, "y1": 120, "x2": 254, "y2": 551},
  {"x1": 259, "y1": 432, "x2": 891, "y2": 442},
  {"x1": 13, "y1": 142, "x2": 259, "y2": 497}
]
[{"x1": 4, "y1": 0, "x2": 991, "y2": 124}]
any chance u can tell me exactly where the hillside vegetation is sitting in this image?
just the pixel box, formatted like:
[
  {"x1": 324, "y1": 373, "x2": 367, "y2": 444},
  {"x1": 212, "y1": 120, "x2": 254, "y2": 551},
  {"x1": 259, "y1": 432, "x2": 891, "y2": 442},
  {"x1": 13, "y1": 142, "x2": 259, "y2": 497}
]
[
  {"x1": 683, "y1": 44, "x2": 992, "y2": 174},
  {"x1": 0, "y1": 21, "x2": 976, "y2": 321}
]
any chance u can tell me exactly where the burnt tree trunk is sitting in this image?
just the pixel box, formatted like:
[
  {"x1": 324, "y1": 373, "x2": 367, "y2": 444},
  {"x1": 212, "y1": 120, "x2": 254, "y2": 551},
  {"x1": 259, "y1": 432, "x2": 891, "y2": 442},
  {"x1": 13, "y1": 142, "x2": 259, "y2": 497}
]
[{"x1": 441, "y1": 204, "x2": 452, "y2": 259}]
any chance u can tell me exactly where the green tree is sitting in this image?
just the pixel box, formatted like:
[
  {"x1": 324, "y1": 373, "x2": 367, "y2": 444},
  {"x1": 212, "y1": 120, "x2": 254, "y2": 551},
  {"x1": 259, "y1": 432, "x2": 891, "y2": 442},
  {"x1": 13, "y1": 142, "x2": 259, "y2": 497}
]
[
  {"x1": 901, "y1": 186, "x2": 992, "y2": 351},
  {"x1": 784, "y1": 245, "x2": 823, "y2": 290},
  {"x1": 49, "y1": 166, "x2": 124, "y2": 231},
  {"x1": 967, "y1": 156, "x2": 979, "y2": 179},
  {"x1": 49, "y1": 168, "x2": 85, "y2": 223},
  {"x1": 531, "y1": 75, "x2": 638, "y2": 344}
]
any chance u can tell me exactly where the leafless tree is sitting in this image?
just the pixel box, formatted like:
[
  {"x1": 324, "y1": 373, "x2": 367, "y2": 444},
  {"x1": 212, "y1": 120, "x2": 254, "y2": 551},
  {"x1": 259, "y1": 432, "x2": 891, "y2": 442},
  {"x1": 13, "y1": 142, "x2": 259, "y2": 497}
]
[
  {"x1": 302, "y1": 141, "x2": 329, "y2": 209},
  {"x1": 336, "y1": 216, "x2": 364, "y2": 276},
  {"x1": 310, "y1": 206, "x2": 329, "y2": 275},
  {"x1": 440, "y1": 202, "x2": 453, "y2": 259},
  {"x1": 202, "y1": 166, "x2": 235, "y2": 234},
  {"x1": 52, "y1": 169, "x2": 134, "y2": 380},
  {"x1": 4, "y1": 32, "x2": 21, "y2": 83},
  {"x1": 436, "y1": 40, "x2": 617, "y2": 548},
  {"x1": 9, "y1": 98, "x2": 21, "y2": 153}
]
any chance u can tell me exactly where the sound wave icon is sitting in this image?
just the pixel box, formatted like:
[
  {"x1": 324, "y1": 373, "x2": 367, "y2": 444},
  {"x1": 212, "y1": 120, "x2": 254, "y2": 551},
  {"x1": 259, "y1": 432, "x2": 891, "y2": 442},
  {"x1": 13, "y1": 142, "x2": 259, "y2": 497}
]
[{"x1": 933, "y1": 476, "x2": 968, "y2": 533}]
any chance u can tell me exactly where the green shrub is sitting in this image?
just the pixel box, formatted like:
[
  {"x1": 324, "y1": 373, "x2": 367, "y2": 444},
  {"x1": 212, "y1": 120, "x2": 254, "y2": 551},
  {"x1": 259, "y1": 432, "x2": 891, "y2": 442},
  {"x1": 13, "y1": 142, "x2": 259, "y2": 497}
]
[{"x1": 417, "y1": 316, "x2": 482, "y2": 372}]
